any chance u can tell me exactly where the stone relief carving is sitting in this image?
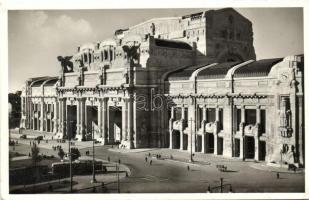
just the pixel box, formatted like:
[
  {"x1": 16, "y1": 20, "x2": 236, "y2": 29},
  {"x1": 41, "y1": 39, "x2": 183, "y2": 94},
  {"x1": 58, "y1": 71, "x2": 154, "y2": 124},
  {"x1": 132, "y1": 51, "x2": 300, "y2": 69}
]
[{"x1": 278, "y1": 97, "x2": 292, "y2": 137}]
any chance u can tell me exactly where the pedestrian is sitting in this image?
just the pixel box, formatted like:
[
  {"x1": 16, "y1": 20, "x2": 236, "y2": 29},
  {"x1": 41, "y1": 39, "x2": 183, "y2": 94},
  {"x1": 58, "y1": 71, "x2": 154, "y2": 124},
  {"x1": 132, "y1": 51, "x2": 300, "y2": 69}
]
[
  {"x1": 118, "y1": 159, "x2": 121, "y2": 164},
  {"x1": 108, "y1": 156, "x2": 110, "y2": 162},
  {"x1": 48, "y1": 184, "x2": 53, "y2": 192},
  {"x1": 30, "y1": 141, "x2": 31, "y2": 146},
  {"x1": 51, "y1": 136, "x2": 53, "y2": 140},
  {"x1": 187, "y1": 165, "x2": 190, "y2": 171},
  {"x1": 170, "y1": 155, "x2": 173, "y2": 159},
  {"x1": 150, "y1": 160, "x2": 152, "y2": 165},
  {"x1": 207, "y1": 185, "x2": 211, "y2": 193},
  {"x1": 145, "y1": 157, "x2": 148, "y2": 162},
  {"x1": 148, "y1": 152, "x2": 151, "y2": 157},
  {"x1": 229, "y1": 185, "x2": 233, "y2": 193},
  {"x1": 28, "y1": 152, "x2": 31, "y2": 157},
  {"x1": 277, "y1": 172, "x2": 280, "y2": 179}
]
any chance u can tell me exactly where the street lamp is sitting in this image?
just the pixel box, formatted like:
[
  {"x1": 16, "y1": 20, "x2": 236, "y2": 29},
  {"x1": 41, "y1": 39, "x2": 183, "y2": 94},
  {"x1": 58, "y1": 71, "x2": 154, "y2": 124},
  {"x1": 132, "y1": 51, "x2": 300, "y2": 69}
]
[
  {"x1": 91, "y1": 122, "x2": 97, "y2": 183},
  {"x1": 67, "y1": 120, "x2": 73, "y2": 193},
  {"x1": 189, "y1": 118, "x2": 194, "y2": 162}
]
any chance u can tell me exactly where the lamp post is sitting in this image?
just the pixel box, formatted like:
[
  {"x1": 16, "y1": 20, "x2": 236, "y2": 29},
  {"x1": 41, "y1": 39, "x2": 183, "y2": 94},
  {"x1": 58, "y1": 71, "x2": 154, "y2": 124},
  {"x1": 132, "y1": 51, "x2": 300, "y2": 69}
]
[
  {"x1": 67, "y1": 120, "x2": 73, "y2": 193},
  {"x1": 189, "y1": 118, "x2": 194, "y2": 162},
  {"x1": 280, "y1": 149, "x2": 283, "y2": 168},
  {"x1": 91, "y1": 122, "x2": 97, "y2": 183}
]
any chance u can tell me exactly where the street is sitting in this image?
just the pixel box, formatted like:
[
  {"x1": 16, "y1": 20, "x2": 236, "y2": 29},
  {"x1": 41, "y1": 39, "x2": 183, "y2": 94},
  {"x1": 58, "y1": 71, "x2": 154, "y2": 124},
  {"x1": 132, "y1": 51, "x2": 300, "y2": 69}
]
[{"x1": 9, "y1": 135, "x2": 304, "y2": 193}]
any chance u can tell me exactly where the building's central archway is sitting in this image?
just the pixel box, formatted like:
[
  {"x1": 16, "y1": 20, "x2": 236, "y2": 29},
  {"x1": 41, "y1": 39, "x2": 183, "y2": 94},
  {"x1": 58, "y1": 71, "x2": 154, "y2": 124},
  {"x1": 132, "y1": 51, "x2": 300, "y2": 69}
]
[
  {"x1": 109, "y1": 106, "x2": 122, "y2": 143},
  {"x1": 67, "y1": 105, "x2": 77, "y2": 139},
  {"x1": 86, "y1": 105, "x2": 98, "y2": 140}
]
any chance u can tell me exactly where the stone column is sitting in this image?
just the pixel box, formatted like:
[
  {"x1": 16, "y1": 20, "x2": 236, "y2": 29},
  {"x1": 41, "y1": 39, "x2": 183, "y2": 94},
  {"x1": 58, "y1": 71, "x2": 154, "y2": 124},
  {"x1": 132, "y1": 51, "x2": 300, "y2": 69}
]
[
  {"x1": 53, "y1": 99, "x2": 59, "y2": 133},
  {"x1": 98, "y1": 98, "x2": 103, "y2": 138},
  {"x1": 180, "y1": 106, "x2": 185, "y2": 150},
  {"x1": 107, "y1": 46, "x2": 111, "y2": 62},
  {"x1": 80, "y1": 98, "x2": 86, "y2": 140},
  {"x1": 201, "y1": 106, "x2": 207, "y2": 153},
  {"x1": 188, "y1": 100, "x2": 196, "y2": 153},
  {"x1": 214, "y1": 107, "x2": 219, "y2": 155},
  {"x1": 127, "y1": 97, "x2": 134, "y2": 149},
  {"x1": 169, "y1": 106, "x2": 174, "y2": 149},
  {"x1": 102, "y1": 98, "x2": 108, "y2": 145},
  {"x1": 62, "y1": 98, "x2": 67, "y2": 138},
  {"x1": 122, "y1": 99, "x2": 128, "y2": 141},
  {"x1": 30, "y1": 102, "x2": 34, "y2": 129},
  {"x1": 255, "y1": 106, "x2": 261, "y2": 161},
  {"x1": 239, "y1": 105, "x2": 245, "y2": 160},
  {"x1": 297, "y1": 95, "x2": 304, "y2": 165},
  {"x1": 40, "y1": 98, "x2": 44, "y2": 132},
  {"x1": 76, "y1": 99, "x2": 81, "y2": 136},
  {"x1": 58, "y1": 99, "x2": 63, "y2": 134}
]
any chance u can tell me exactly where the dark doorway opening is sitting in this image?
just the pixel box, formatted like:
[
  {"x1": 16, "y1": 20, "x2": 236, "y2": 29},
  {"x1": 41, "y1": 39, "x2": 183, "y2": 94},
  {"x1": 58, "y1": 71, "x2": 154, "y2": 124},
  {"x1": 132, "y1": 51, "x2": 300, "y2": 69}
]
[
  {"x1": 196, "y1": 135, "x2": 202, "y2": 152},
  {"x1": 34, "y1": 119, "x2": 37, "y2": 130},
  {"x1": 109, "y1": 106, "x2": 122, "y2": 143},
  {"x1": 183, "y1": 134, "x2": 188, "y2": 150},
  {"x1": 245, "y1": 136, "x2": 255, "y2": 159},
  {"x1": 172, "y1": 130, "x2": 180, "y2": 149},
  {"x1": 67, "y1": 105, "x2": 77, "y2": 139},
  {"x1": 206, "y1": 133, "x2": 214, "y2": 153},
  {"x1": 47, "y1": 119, "x2": 51, "y2": 132},
  {"x1": 259, "y1": 141, "x2": 266, "y2": 161},
  {"x1": 234, "y1": 138, "x2": 240, "y2": 157},
  {"x1": 218, "y1": 137, "x2": 223, "y2": 155}
]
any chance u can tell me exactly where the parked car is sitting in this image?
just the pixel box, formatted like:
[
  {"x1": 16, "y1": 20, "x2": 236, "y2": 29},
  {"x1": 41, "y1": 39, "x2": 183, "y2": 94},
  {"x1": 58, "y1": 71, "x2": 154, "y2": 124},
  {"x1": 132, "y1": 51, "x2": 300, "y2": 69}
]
[
  {"x1": 35, "y1": 136, "x2": 43, "y2": 140},
  {"x1": 19, "y1": 134, "x2": 27, "y2": 139}
]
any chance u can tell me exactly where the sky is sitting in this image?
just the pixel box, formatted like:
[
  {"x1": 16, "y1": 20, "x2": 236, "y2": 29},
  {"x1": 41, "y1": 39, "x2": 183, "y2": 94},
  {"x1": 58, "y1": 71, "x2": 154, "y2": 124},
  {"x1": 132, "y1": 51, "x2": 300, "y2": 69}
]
[{"x1": 8, "y1": 8, "x2": 304, "y2": 92}]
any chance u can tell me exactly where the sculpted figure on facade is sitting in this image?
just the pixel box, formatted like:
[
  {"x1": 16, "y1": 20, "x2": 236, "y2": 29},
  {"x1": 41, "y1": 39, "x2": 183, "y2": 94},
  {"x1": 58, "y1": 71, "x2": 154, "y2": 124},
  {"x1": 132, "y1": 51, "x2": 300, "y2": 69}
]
[{"x1": 57, "y1": 56, "x2": 74, "y2": 73}]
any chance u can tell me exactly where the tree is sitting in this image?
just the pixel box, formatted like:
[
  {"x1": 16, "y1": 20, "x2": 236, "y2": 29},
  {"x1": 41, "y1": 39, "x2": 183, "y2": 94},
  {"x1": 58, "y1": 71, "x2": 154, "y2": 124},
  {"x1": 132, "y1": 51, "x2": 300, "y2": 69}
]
[
  {"x1": 70, "y1": 148, "x2": 81, "y2": 161},
  {"x1": 58, "y1": 148, "x2": 65, "y2": 160},
  {"x1": 8, "y1": 91, "x2": 22, "y2": 128},
  {"x1": 31, "y1": 143, "x2": 41, "y2": 166}
]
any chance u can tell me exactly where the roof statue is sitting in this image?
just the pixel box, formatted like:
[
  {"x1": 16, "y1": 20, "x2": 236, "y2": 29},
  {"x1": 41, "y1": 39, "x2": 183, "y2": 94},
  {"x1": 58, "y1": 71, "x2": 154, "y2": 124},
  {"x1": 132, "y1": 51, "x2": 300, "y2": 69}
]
[{"x1": 57, "y1": 56, "x2": 74, "y2": 73}]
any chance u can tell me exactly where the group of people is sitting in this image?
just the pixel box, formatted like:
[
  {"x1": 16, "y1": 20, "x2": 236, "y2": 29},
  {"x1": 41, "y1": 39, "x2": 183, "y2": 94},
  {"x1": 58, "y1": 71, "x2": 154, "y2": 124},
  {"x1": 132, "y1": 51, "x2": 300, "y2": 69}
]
[{"x1": 52, "y1": 145, "x2": 62, "y2": 151}]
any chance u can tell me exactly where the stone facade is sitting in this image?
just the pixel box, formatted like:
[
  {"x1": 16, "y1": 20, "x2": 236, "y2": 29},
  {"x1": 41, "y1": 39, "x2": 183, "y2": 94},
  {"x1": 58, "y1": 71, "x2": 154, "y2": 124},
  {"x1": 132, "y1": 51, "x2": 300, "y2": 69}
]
[{"x1": 20, "y1": 8, "x2": 304, "y2": 166}]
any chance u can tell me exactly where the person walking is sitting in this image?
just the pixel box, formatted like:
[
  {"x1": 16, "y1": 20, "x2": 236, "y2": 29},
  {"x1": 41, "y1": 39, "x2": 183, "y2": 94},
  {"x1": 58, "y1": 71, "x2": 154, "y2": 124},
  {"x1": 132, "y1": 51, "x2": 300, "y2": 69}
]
[
  {"x1": 150, "y1": 160, "x2": 152, "y2": 165},
  {"x1": 187, "y1": 165, "x2": 190, "y2": 171},
  {"x1": 145, "y1": 157, "x2": 148, "y2": 162},
  {"x1": 277, "y1": 172, "x2": 280, "y2": 179}
]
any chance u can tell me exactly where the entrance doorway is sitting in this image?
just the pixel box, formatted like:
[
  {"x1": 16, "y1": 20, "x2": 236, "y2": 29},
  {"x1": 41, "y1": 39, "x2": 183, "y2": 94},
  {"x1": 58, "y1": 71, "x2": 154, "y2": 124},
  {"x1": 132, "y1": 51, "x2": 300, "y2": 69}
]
[
  {"x1": 218, "y1": 137, "x2": 223, "y2": 155},
  {"x1": 172, "y1": 130, "x2": 180, "y2": 149},
  {"x1": 244, "y1": 136, "x2": 255, "y2": 159},
  {"x1": 86, "y1": 106, "x2": 98, "y2": 140},
  {"x1": 196, "y1": 135, "x2": 202, "y2": 152},
  {"x1": 206, "y1": 133, "x2": 214, "y2": 153},
  {"x1": 259, "y1": 141, "x2": 266, "y2": 161},
  {"x1": 234, "y1": 139, "x2": 240, "y2": 157},
  {"x1": 183, "y1": 134, "x2": 188, "y2": 150},
  {"x1": 67, "y1": 105, "x2": 77, "y2": 139},
  {"x1": 109, "y1": 106, "x2": 122, "y2": 143}
]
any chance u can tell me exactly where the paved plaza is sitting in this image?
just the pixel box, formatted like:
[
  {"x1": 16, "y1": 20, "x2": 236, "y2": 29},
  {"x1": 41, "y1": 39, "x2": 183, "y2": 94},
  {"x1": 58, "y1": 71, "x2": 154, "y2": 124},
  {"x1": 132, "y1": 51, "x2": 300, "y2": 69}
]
[{"x1": 8, "y1": 130, "x2": 305, "y2": 193}]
